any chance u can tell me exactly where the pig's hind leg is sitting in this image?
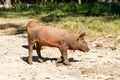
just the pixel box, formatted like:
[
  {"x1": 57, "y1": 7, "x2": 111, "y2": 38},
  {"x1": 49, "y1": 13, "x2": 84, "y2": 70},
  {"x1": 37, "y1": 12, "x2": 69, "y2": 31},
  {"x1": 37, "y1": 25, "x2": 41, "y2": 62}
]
[{"x1": 36, "y1": 43, "x2": 44, "y2": 63}]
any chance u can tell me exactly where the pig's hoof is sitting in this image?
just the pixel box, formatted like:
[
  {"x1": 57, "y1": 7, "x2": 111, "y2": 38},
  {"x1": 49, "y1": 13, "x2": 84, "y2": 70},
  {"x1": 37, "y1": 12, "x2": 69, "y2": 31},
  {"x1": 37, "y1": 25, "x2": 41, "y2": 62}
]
[
  {"x1": 38, "y1": 58, "x2": 44, "y2": 63},
  {"x1": 64, "y1": 63, "x2": 71, "y2": 66},
  {"x1": 28, "y1": 61, "x2": 33, "y2": 65},
  {"x1": 56, "y1": 56, "x2": 63, "y2": 63},
  {"x1": 29, "y1": 63, "x2": 33, "y2": 65},
  {"x1": 28, "y1": 58, "x2": 33, "y2": 65},
  {"x1": 56, "y1": 58, "x2": 62, "y2": 63},
  {"x1": 63, "y1": 61, "x2": 71, "y2": 66}
]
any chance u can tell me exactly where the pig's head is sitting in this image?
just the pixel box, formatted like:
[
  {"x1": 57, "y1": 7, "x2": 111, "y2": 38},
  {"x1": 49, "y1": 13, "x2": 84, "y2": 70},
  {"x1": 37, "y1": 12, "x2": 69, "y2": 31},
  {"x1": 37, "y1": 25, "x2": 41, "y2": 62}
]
[{"x1": 76, "y1": 30, "x2": 90, "y2": 52}]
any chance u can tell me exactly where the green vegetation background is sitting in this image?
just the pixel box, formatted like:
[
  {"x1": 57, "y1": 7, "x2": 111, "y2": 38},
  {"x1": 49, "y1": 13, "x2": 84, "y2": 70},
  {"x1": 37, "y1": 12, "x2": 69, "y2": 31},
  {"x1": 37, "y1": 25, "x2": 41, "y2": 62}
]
[{"x1": 0, "y1": 2, "x2": 120, "y2": 36}]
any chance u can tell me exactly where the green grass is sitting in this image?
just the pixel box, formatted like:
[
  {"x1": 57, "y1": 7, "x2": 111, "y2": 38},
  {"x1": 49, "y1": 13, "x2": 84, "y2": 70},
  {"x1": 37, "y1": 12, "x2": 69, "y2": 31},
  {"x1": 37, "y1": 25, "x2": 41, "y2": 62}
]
[{"x1": 0, "y1": 2, "x2": 120, "y2": 37}]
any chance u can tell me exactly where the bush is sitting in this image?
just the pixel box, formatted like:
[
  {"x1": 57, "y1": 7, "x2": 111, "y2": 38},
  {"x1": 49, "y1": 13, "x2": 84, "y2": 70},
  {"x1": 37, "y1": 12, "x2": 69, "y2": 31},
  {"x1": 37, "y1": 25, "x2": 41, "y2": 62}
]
[{"x1": 0, "y1": 2, "x2": 120, "y2": 17}]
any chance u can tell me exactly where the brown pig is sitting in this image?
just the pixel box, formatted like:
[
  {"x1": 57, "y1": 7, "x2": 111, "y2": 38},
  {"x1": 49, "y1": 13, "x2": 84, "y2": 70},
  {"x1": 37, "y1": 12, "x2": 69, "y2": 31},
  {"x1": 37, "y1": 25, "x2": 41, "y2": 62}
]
[{"x1": 26, "y1": 20, "x2": 90, "y2": 65}]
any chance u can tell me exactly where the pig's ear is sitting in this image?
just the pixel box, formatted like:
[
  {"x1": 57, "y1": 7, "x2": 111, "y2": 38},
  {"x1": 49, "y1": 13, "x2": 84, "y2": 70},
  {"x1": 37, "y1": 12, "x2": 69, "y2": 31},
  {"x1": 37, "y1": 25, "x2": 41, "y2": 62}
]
[{"x1": 77, "y1": 30, "x2": 85, "y2": 40}]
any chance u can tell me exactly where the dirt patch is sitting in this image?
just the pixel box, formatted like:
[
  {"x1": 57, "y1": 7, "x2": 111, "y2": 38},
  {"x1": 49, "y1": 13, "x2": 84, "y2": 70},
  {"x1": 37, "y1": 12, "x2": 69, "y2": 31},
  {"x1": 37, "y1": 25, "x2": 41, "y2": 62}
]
[{"x1": 0, "y1": 18, "x2": 32, "y2": 35}]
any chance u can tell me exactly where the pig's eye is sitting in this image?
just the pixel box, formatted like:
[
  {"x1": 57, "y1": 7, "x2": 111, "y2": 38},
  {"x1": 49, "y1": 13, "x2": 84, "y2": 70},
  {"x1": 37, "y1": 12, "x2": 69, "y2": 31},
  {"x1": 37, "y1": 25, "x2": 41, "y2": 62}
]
[
  {"x1": 82, "y1": 40, "x2": 87, "y2": 44},
  {"x1": 83, "y1": 40, "x2": 86, "y2": 43}
]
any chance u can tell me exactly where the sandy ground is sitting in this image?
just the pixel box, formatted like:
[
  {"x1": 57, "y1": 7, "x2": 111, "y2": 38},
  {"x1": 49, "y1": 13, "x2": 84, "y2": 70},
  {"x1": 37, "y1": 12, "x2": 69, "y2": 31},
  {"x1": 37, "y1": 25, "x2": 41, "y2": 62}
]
[{"x1": 0, "y1": 34, "x2": 120, "y2": 80}]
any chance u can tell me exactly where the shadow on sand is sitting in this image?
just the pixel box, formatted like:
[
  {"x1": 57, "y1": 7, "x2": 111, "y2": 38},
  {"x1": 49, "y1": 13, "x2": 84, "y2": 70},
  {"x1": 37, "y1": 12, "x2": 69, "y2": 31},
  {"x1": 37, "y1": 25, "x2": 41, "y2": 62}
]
[
  {"x1": 22, "y1": 45, "x2": 36, "y2": 50},
  {"x1": 22, "y1": 45, "x2": 80, "y2": 65},
  {"x1": 21, "y1": 56, "x2": 80, "y2": 64}
]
